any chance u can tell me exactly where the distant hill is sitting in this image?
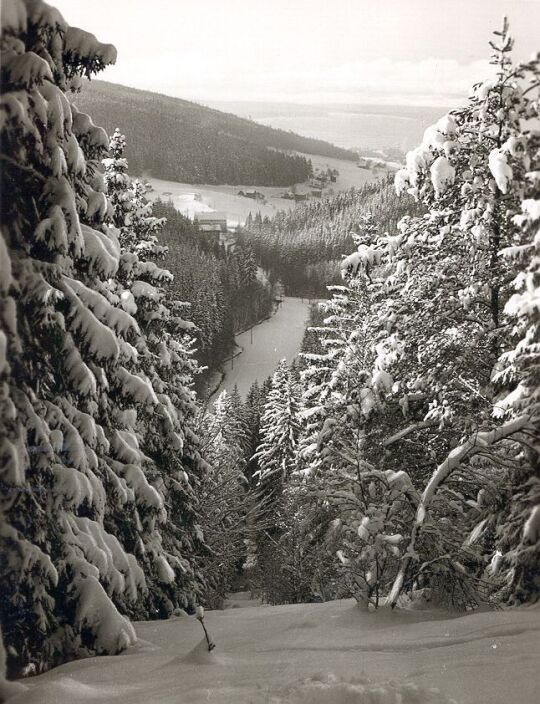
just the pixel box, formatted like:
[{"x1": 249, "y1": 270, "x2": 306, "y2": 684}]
[
  {"x1": 207, "y1": 100, "x2": 449, "y2": 156},
  {"x1": 73, "y1": 81, "x2": 357, "y2": 186}
]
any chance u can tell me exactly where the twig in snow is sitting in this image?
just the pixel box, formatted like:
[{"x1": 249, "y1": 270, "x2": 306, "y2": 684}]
[{"x1": 195, "y1": 606, "x2": 216, "y2": 651}]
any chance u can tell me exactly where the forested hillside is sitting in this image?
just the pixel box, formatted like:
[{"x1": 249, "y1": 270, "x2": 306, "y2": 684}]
[
  {"x1": 241, "y1": 177, "x2": 419, "y2": 295},
  {"x1": 73, "y1": 81, "x2": 357, "y2": 186},
  {"x1": 151, "y1": 199, "x2": 274, "y2": 371}
]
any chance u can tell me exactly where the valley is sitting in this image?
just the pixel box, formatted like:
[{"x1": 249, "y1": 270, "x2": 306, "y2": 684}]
[
  {"x1": 2, "y1": 4, "x2": 539, "y2": 703},
  {"x1": 146, "y1": 153, "x2": 380, "y2": 226}
]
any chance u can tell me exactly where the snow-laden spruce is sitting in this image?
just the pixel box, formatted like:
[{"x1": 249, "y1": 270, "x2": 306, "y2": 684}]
[
  {"x1": 101, "y1": 129, "x2": 208, "y2": 612},
  {"x1": 296, "y1": 22, "x2": 539, "y2": 609},
  {"x1": 244, "y1": 361, "x2": 303, "y2": 597},
  {"x1": 0, "y1": 0, "x2": 206, "y2": 678},
  {"x1": 252, "y1": 360, "x2": 301, "y2": 515},
  {"x1": 197, "y1": 390, "x2": 249, "y2": 607}
]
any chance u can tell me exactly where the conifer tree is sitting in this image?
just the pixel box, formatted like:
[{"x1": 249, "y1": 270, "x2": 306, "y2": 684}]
[
  {"x1": 253, "y1": 360, "x2": 301, "y2": 515},
  {"x1": 297, "y1": 23, "x2": 540, "y2": 608},
  {"x1": 0, "y1": 1, "x2": 205, "y2": 676},
  {"x1": 246, "y1": 361, "x2": 301, "y2": 596},
  {"x1": 387, "y1": 22, "x2": 540, "y2": 607},
  {"x1": 497, "y1": 172, "x2": 540, "y2": 601},
  {"x1": 483, "y1": 45, "x2": 540, "y2": 603},
  {"x1": 198, "y1": 391, "x2": 249, "y2": 606},
  {"x1": 102, "y1": 129, "x2": 208, "y2": 617}
]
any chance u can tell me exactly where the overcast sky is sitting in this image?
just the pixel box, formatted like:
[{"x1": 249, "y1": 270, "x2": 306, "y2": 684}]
[{"x1": 54, "y1": 0, "x2": 540, "y2": 105}]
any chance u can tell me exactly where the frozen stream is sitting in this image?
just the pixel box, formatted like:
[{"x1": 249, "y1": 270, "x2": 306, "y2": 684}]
[{"x1": 211, "y1": 296, "x2": 311, "y2": 400}]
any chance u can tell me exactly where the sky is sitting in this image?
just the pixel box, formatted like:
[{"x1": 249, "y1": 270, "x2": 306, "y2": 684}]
[{"x1": 54, "y1": 0, "x2": 540, "y2": 106}]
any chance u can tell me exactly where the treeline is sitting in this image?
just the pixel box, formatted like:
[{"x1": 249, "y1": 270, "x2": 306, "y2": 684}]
[
  {"x1": 241, "y1": 178, "x2": 419, "y2": 296},
  {"x1": 73, "y1": 81, "x2": 356, "y2": 186},
  {"x1": 198, "y1": 366, "x2": 308, "y2": 607},
  {"x1": 151, "y1": 200, "x2": 274, "y2": 373}
]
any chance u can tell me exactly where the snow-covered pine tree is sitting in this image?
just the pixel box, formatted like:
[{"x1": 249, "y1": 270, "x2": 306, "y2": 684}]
[
  {"x1": 102, "y1": 130, "x2": 208, "y2": 617},
  {"x1": 385, "y1": 22, "x2": 540, "y2": 606},
  {"x1": 0, "y1": 1, "x2": 135, "y2": 675},
  {"x1": 296, "y1": 218, "x2": 418, "y2": 608},
  {"x1": 299, "y1": 24, "x2": 539, "y2": 608},
  {"x1": 295, "y1": 217, "x2": 385, "y2": 480},
  {"x1": 485, "y1": 49, "x2": 540, "y2": 604},
  {"x1": 0, "y1": 1, "x2": 205, "y2": 677},
  {"x1": 103, "y1": 128, "x2": 131, "y2": 230},
  {"x1": 496, "y1": 178, "x2": 540, "y2": 602},
  {"x1": 241, "y1": 378, "x2": 275, "y2": 487},
  {"x1": 246, "y1": 360, "x2": 301, "y2": 597},
  {"x1": 198, "y1": 391, "x2": 250, "y2": 606},
  {"x1": 253, "y1": 360, "x2": 301, "y2": 519}
]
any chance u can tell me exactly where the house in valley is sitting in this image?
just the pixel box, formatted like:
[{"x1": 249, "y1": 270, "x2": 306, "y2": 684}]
[
  {"x1": 238, "y1": 189, "x2": 264, "y2": 200},
  {"x1": 195, "y1": 211, "x2": 227, "y2": 236},
  {"x1": 195, "y1": 212, "x2": 237, "y2": 253}
]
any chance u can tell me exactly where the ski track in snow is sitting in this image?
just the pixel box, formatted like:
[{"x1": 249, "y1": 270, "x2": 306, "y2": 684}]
[{"x1": 12, "y1": 597, "x2": 540, "y2": 704}]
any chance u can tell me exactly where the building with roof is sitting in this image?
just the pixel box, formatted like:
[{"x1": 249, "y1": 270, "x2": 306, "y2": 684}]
[
  {"x1": 195, "y1": 212, "x2": 237, "y2": 253},
  {"x1": 195, "y1": 212, "x2": 228, "y2": 234},
  {"x1": 238, "y1": 189, "x2": 264, "y2": 200}
]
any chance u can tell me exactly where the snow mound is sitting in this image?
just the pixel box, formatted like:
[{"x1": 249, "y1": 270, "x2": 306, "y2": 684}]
[
  {"x1": 267, "y1": 674, "x2": 457, "y2": 704},
  {"x1": 0, "y1": 679, "x2": 26, "y2": 702},
  {"x1": 10, "y1": 676, "x2": 132, "y2": 703},
  {"x1": 172, "y1": 638, "x2": 222, "y2": 666},
  {"x1": 75, "y1": 576, "x2": 137, "y2": 653}
]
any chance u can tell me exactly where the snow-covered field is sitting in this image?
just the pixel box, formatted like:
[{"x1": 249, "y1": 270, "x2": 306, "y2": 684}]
[
  {"x1": 301, "y1": 152, "x2": 388, "y2": 190},
  {"x1": 146, "y1": 178, "x2": 283, "y2": 225},
  {"x1": 212, "y1": 297, "x2": 311, "y2": 400},
  {"x1": 12, "y1": 597, "x2": 540, "y2": 704},
  {"x1": 146, "y1": 159, "x2": 378, "y2": 226}
]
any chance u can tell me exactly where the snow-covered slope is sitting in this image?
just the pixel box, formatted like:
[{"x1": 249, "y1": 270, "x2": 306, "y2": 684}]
[{"x1": 11, "y1": 598, "x2": 540, "y2": 703}]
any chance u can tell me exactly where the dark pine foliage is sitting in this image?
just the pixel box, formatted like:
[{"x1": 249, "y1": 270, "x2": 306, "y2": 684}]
[
  {"x1": 152, "y1": 200, "x2": 274, "y2": 373},
  {"x1": 241, "y1": 177, "x2": 419, "y2": 296},
  {"x1": 74, "y1": 81, "x2": 357, "y2": 186}
]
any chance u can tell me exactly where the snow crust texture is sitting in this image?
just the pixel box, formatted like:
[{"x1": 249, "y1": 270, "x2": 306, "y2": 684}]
[
  {"x1": 267, "y1": 674, "x2": 455, "y2": 704},
  {"x1": 11, "y1": 598, "x2": 540, "y2": 704}
]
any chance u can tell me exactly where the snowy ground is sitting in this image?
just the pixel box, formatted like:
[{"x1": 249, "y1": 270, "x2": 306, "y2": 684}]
[
  {"x1": 300, "y1": 152, "x2": 388, "y2": 190},
  {"x1": 146, "y1": 159, "x2": 377, "y2": 226},
  {"x1": 12, "y1": 596, "x2": 540, "y2": 704},
  {"x1": 211, "y1": 297, "x2": 311, "y2": 401},
  {"x1": 146, "y1": 178, "x2": 281, "y2": 225}
]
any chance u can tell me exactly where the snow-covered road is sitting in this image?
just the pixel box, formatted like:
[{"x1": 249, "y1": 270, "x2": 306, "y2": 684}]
[
  {"x1": 212, "y1": 297, "x2": 311, "y2": 400},
  {"x1": 12, "y1": 597, "x2": 540, "y2": 703}
]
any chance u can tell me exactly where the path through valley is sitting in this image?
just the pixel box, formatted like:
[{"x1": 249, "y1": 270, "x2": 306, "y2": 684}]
[{"x1": 211, "y1": 296, "x2": 312, "y2": 401}]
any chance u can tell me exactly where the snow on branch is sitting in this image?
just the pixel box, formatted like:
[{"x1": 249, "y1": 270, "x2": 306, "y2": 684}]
[
  {"x1": 389, "y1": 414, "x2": 531, "y2": 607},
  {"x1": 420, "y1": 415, "x2": 531, "y2": 510},
  {"x1": 383, "y1": 420, "x2": 438, "y2": 447}
]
